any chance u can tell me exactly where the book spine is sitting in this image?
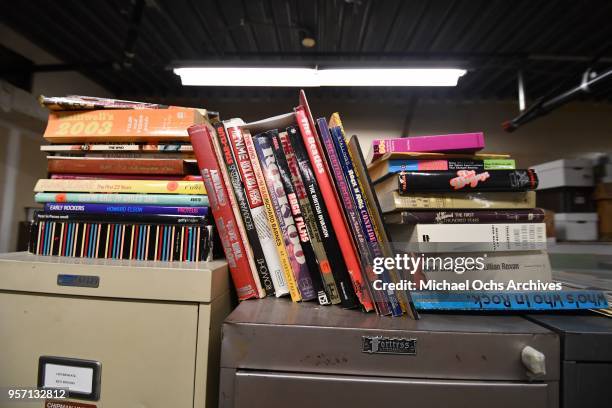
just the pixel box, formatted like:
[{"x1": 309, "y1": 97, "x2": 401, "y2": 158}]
[
  {"x1": 391, "y1": 209, "x2": 546, "y2": 224},
  {"x1": 188, "y1": 124, "x2": 260, "y2": 300},
  {"x1": 281, "y1": 128, "x2": 341, "y2": 305},
  {"x1": 272, "y1": 132, "x2": 330, "y2": 305},
  {"x1": 383, "y1": 191, "x2": 536, "y2": 211},
  {"x1": 35, "y1": 211, "x2": 207, "y2": 225},
  {"x1": 225, "y1": 124, "x2": 289, "y2": 297},
  {"x1": 215, "y1": 122, "x2": 274, "y2": 296},
  {"x1": 321, "y1": 123, "x2": 393, "y2": 316},
  {"x1": 373, "y1": 133, "x2": 484, "y2": 156},
  {"x1": 44, "y1": 108, "x2": 202, "y2": 143},
  {"x1": 398, "y1": 170, "x2": 538, "y2": 192},
  {"x1": 346, "y1": 135, "x2": 419, "y2": 319},
  {"x1": 295, "y1": 109, "x2": 365, "y2": 310},
  {"x1": 386, "y1": 159, "x2": 516, "y2": 172},
  {"x1": 35, "y1": 192, "x2": 209, "y2": 206},
  {"x1": 49, "y1": 174, "x2": 202, "y2": 181},
  {"x1": 39, "y1": 95, "x2": 169, "y2": 110},
  {"x1": 41, "y1": 143, "x2": 193, "y2": 152},
  {"x1": 253, "y1": 132, "x2": 316, "y2": 301},
  {"x1": 43, "y1": 203, "x2": 208, "y2": 216},
  {"x1": 330, "y1": 126, "x2": 402, "y2": 316},
  {"x1": 29, "y1": 219, "x2": 211, "y2": 261},
  {"x1": 47, "y1": 158, "x2": 188, "y2": 175},
  {"x1": 243, "y1": 129, "x2": 301, "y2": 301},
  {"x1": 34, "y1": 179, "x2": 206, "y2": 195}
]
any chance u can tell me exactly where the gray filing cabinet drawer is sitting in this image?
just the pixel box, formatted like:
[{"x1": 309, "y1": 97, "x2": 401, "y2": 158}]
[{"x1": 233, "y1": 371, "x2": 558, "y2": 408}]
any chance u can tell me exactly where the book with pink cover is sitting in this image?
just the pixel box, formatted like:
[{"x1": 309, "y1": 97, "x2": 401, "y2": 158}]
[{"x1": 368, "y1": 132, "x2": 485, "y2": 163}]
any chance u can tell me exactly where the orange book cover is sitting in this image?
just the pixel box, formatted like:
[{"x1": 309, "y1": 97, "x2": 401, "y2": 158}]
[{"x1": 44, "y1": 107, "x2": 207, "y2": 143}]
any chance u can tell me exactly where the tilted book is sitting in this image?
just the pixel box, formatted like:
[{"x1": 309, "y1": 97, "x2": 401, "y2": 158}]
[
  {"x1": 320, "y1": 120, "x2": 394, "y2": 316},
  {"x1": 225, "y1": 121, "x2": 289, "y2": 297},
  {"x1": 285, "y1": 125, "x2": 344, "y2": 305},
  {"x1": 271, "y1": 132, "x2": 330, "y2": 305},
  {"x1": 296, "y1": 104, "x2": 368, "y2": 310},
  {"x1": 242, "y1": 128, "x2": 301, "y2": 302},
  {"x1": 188, "y1": 124, "x2": 263, "y2": 300},
  {"x1": 253, "y1": 131, "x2": 316, "y2": 301},
  {"x1": 215, "y1": 121, "x2": 274, "y2": 296},
  {"x1": 368, "y1": 132, "x2": 484, "y2": 162},
  {"x1": 379, "y1": 191, "x2": 537, "y2": 213},
  {"x1": 34, "y1": 179, "x2": 206, "y2": 195}
]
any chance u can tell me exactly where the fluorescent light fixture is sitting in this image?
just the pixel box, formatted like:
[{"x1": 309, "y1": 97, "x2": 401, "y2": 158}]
[{"x1": 173, "y1": 67, "x2": 466, "y2": 87}]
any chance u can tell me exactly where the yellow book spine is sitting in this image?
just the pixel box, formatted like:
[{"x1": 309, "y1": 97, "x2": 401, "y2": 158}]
[{"x1": 34, "y1": 179, "x2": 206, "y2": 195}]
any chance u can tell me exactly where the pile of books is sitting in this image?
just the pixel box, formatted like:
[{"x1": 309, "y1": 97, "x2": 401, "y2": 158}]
[
  {"x1": 189, "y1": 91, "x2": 418, "y2": 318},
  {"x1": 29, "y1": 95, "x2": 214, "y2": 262},
  {"x1": 368, "y1": 132, "x2": 552, "y2": 288}
]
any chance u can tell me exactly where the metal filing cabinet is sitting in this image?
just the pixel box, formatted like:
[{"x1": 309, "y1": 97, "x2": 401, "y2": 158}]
[
  {"x1": 220, "y1": 298, "x2": 560, "y2": 408},
  {"x1": 528, "y1": 314, "x2": 612, "y2": 407},
  {"x1": 0, "y1": 252, "x2": 231, "y2": 408}
]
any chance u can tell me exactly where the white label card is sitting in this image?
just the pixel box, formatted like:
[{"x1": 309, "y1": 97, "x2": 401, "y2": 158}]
[{"x1": 43, "y1": 363, "x2": 94, "y2": 394}]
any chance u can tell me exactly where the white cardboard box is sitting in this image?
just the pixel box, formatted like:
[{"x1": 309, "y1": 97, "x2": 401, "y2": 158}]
[
  {"x1": 531, "y1": 159, "x2": 594, "y2": 189},
  {"x1": 554, "y1": 213, "x2": 598, "y2": 241}
]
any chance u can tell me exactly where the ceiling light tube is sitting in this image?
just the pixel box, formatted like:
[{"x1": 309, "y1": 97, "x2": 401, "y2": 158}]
[{"x1": 173, "y1": 67, "x2": 466, "y2": 87}]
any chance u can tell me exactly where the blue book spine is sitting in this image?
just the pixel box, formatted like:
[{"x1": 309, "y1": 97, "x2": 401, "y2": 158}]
[
  {"x1": 412, "y1": 290, "x2": 609, "y2": 311},
  {"x1": 44, "y1": 203, "x2": 208, "y2": 216},
  {"x1": 35, "y1": 193, "x2": 209, "y2": 207},
  {"x1": 329, "y1": 126, "x2": 403, "y2": 317}
]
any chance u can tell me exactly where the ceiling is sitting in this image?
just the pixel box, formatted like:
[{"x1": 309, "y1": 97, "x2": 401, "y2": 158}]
[{"x1": 2, "y1": 0, "x2": 612, "y2": 104}]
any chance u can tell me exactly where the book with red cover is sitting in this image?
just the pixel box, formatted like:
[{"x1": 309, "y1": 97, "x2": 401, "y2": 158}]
[
  {"x1": 188, "y1": 124, "x2": 260, "y2": 300},
  {"x1": 295, "y1": 91, "x2": 374, "y2": 312},
  {"x1": 48, "y1": 157, "x2": 196, "y2": 175}
]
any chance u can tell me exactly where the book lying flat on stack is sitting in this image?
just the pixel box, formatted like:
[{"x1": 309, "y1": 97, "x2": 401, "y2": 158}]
[
  {"x1": 368, "y1": 131, "x2": 552, "y2": 289},
  {"x1": 189, "y1": 91, "x2": 418, "y2": 318},
  {"x1": 30, "y1": 96, "x2": 214, "y2": 262}
]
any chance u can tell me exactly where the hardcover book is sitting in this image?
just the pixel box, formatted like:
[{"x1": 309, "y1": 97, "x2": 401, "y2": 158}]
[
  {"x1": 379, "y1": 191, "x2": 537, "y2": 213},
  {"x1": 214, "y1": 121, "x2": 274, "y2": 296},
  {"x1": 188, "y1": 124, "x2": 263, "y2": 300},
  {"x1": 374, "y1": 169, "x2": 538, "y2": 194},
  {"x1": 44, "y1": 107, "x2": 208, "y2": 143},
  {"x1": 385, "y1": 209, "x2": 546, "y2": 225},
  {"x1": 368, "y1": 132, "x2": 485, "y2": 162},
  {"x1": 41, "y1": 143, "x2": 194, "y2": 152},
  {"x1": 40, "y1": 95, "x2": 170, "y2": 111},
  {"x1": 34, "y1": 179, "x2": 206, "y2": 195},
  {"x1": 47, "y1": 157, "x2": 197, "y2": 175}
]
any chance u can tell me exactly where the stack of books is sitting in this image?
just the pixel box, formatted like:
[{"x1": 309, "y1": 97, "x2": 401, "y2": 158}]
[
  {"x1": 29, "y1": 95, "x2": 214, "y2": 262},
  {"x1": 368, "y1": 132, "x2": 552, "y2": 287},
  {"x1": 189, "y1": 91, "x2": 418, "y2": 318}
]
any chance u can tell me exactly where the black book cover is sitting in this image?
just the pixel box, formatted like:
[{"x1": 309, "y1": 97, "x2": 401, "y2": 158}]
[
  {"x1": 395, "y1": 169, "x2": 538, "y2": 193},
  {"x1": 34, "y1": 211, "x2": 208, "y2": 225},
  {"x1": 286, "y1": 124, "x2": 358, "y2": 309},
  {"x1": 271, "y1": 132, "x2": 330, "y2": 305}
]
